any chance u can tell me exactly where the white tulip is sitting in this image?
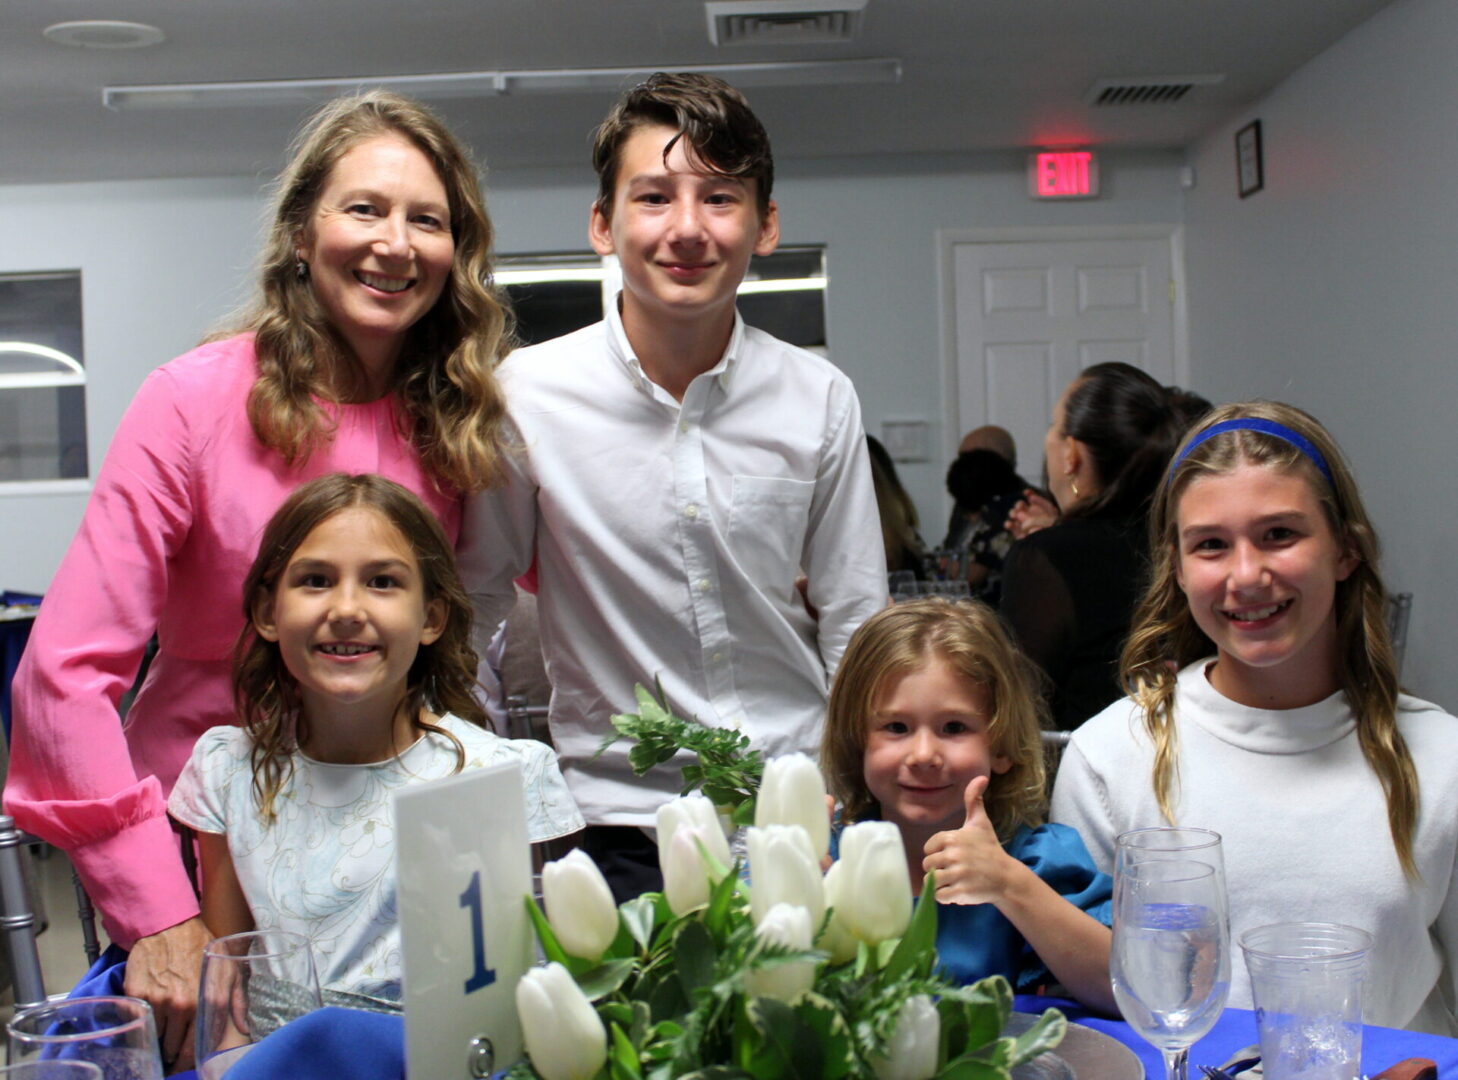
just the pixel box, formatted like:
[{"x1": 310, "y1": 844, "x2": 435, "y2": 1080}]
[
  {"x1": 745, "y1": 902, "x2": 817, "y2": 1004},
  {"x1": 747, "y1": 824, "x2": 825, "y2": 929},
  {"x1": 755, "y1": 752, "x2": 831, "y2": 858},
  {"x1": 516, "y1": 962, "x2": 607, "y2": 1080},
  {"x1": 818, "y1": 860, "x2": 860, "y2": 964},
  {"x1": 872, "y1": 995, "x2": 941, "y2": 1080},
  {"x1": 542, "y1": 848, "x2": 619, "y2": 962},
  {"x1": 657, "y1": 794, "x2": 732, "y2": 874},
  {"x1": 837, "y1": 821, "x2": 913, "y2": 945},
  {"x1": 662, "y1": 825, "x2": 716, "y2": 915}
]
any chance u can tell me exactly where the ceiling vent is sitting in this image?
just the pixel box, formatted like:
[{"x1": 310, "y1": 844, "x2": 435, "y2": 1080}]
[
  {"x1": 1083, "y1": 73, "x2": 1225, "y2": 106},
  {"x1": 706, "y1": 0, "x2": 867, "y2": 47}
]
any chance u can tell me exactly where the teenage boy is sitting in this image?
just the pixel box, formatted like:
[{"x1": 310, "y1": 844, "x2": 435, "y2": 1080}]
[{"x1": 460, "y1": 73, "x2": 886, "y2": 898}]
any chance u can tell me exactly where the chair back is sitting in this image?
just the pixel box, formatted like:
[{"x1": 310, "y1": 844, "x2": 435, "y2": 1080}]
[{"x1": 0, "y1": 813, "x2": 46, "y2": 1007}]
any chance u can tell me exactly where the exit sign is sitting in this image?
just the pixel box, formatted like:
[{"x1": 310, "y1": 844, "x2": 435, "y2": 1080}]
[{"x1": 1028, "y1": 151, "x2": 1099, "y2": 199}]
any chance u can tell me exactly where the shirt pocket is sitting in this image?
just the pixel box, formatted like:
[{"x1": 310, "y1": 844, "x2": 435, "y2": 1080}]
[{"x1": 728, "y1": 475, "x2": 815, "y2": 592}]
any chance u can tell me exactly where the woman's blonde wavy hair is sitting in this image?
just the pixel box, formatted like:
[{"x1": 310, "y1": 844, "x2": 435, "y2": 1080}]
[
  {"x1": 234, "y1": 473, "x2": 488, "y2": 822},
  {"x1": 823, "y1": 598, "x2": 1049, "y2": 841},
  {"x1": 1122, "y1": 400, "x2": 1418, "y2": 876},
  {"x1": 223, "y1": 90, "x2": 513, "y2": 493}
]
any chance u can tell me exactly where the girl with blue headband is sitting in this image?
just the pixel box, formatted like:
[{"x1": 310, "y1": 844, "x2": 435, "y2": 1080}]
[{"x1": 1052, "y1": 400, "x2": 1458, "y2": 1034}]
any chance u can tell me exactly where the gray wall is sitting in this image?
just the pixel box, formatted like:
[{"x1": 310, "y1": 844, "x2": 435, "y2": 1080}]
[
  {"x1": 0, "y1": 148, "x2": 1186, "y2": 591},
  {"x1": 1182, "y1": 0, "x2": 1455, "y2": 706}
]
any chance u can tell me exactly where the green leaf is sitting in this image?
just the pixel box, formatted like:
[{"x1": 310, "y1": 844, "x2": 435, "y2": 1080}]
[
  {"x1": 577, "y1": 958, "x2": 639, "y2": 1001},
  {"x1": 935, "y1": 1060, "x2": 1009, "y2": 1080},
  {"x1": 884, "y1": 871, "x2": 938, "y2": 982},
  {"x1": 620, "y1": 895, "x2": 661, "y2": 953},
  {"x1": 1006, "y1": 1008, "x2": 1066, "y2": 1066},
  {"x1": 729, "y1": 799, "x2": 758, "y2": 826},
  {"x1": 792, "y1": 992, "x2": 855, "y2": 1079},
  {"x1": 523, "y1": 895, "x2": 575, "y2": 971},
  {"x1": 675, "y1": 920, "x2": 719, "y2": 996},
  {"x1": 599, "y1": 1001, "x2": 635, "y2": 1029},
  {"x1": 609, "y1": 1022, "x2": 643, "y2": 1080},
  {"x1": 702, "y1": 857, "x2": 743, "y2": 941}
]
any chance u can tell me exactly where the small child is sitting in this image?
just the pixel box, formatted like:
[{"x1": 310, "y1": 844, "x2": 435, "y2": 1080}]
[
  {"x1": 823, "y1": 598, "x2": 1114, "y2": 1011},
  {"x1": 169, "y1": 473, "x2": 583, "y2": 1008}
]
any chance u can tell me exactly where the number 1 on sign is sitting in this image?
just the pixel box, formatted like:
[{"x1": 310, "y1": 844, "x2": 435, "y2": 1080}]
[{"x1": 459, "y1": 870, "x2": 496, "y2": 994}]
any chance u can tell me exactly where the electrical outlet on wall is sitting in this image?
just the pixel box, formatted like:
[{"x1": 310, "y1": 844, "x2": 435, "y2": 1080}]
[{"x1": 880, "y1": 419, "x2": 930, "y2": 463}]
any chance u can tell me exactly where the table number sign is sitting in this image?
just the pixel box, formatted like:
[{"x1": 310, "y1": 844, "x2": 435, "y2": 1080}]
[{"x1": 397, "y1": 760, "x2": 532, "y2": 1078}]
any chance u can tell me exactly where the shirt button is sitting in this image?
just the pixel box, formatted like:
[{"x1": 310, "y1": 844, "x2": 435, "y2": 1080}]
[
  {"x1": 697, "y1": 578, "x2": 712, "y2": 592},
  {"x1": 679, "y1": 421, "x2": 689, "y2": 433},
  {"x1": 726, "y1": 717, "x2": 743, "y2": 731},
  {"x1": 684, "y1": 504, "x2": 699, "y2": 519},
  {"x1": 712, "y1": 652, "x2": 723, "y2": 664}
]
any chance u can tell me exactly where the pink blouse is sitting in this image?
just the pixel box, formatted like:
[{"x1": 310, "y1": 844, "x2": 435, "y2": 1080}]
[{"x1": 5, "y1": 335, "x2": 461, "y2": 947}]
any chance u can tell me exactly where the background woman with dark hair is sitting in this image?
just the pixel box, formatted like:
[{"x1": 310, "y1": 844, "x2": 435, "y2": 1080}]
[
  {"x1": 1000, "y1": 363, "x2": 1206, "y2": 730},
  {"x1": 867, "y1": 434, "x2": 927, "y2": 576}
]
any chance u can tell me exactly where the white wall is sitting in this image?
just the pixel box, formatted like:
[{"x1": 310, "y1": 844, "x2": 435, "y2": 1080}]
[
  {"x1": 1182, "y1": 0, "x2": 1456, "y2": 706},
  {"x1": 0, "y1": 149, "x2": 1185, "y2": 591}
]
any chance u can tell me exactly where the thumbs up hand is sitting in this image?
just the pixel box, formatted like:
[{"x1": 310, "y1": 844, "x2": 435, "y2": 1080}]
[{"x1": 921, "y1": 774, "x2": 1014, "y2": 905}]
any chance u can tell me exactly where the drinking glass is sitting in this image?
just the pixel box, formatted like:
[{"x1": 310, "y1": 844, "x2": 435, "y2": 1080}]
[
  {"x1": 1111, "y1": 858, "x2": 1231, "y2": 1080},
  {"x1": 0, "y1": 1064, "x2": 104, "y2": 1079},
  {"x1": 195, "y1": 929, "x2": 322, "y2": 1080},
  {"x1": 1241, "y1": 922, "x2": 1372, "y2": 1080},
  {"x1": 6, "y1": 996, "x2": 162, "y2": 1080}
]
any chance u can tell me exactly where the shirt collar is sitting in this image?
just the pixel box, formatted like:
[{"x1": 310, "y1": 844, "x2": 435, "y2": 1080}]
[{"x1": 604, "y1": 292, "x2": 746, "y2": 397}]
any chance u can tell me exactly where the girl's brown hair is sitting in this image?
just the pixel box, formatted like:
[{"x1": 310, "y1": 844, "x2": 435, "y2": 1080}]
[
  {"x1": 823, "y1": 598, "x2": 1048, "y2": 841},
  {"x1": 1121, "y1": 400, "x2": 1418, "y2": 875},
  {"x1": 234, "y1": 472, "x2": 487, "y2": 821},
  {"x1": 225, "y1": 90, "x2": 513, "y2": 494}
]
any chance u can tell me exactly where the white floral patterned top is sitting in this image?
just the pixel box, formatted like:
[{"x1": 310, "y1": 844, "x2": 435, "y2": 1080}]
[{"x1": 169, "y1": 715, "x2": 583, "y2": 1001}]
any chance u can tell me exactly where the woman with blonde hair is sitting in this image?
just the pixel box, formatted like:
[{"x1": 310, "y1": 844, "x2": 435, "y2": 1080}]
[
  {"x1": 1052, "y1": 401, "x2": 1458, "y2": 1033},
  {"x1": 5, "y1": 90, "x2": 511, "y2": 1067}
]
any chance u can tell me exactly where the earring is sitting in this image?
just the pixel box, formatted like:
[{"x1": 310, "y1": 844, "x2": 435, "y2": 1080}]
[
  {"x1": 1069, "y1": 475, "x2": 1080, "y2": 500},
  {"x1": 295, "y1": 257, "x2": 309, "y2": 282}
]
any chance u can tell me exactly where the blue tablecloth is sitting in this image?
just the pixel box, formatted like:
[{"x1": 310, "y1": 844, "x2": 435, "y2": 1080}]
[{"x1": 1015, "y1": 994, "x2": 1458, "y2": 1078}]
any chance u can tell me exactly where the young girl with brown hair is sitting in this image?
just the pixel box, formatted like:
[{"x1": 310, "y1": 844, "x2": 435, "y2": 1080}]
[
  {"x1": 823, "y1": 598, "x2": 1114, "y2": 1010},
  {"x1": 1052, "y1": 401, "x2": 1458, "y2": 1033},
  {"x1": 168, "y1": 474, "x2": 581, "y2": 1008}
]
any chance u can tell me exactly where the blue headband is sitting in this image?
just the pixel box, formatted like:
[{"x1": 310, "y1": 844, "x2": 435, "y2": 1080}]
[{"x1": 1169, "y1": 417, "x2": 1335, "y2": 487}]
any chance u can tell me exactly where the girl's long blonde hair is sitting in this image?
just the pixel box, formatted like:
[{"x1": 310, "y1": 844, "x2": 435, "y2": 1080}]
[
  {"x1": 1122, "y1": 400, "x2": 1418, "y2": 875},
  {"x1": 224, "y1": 91, "x2": 513, "y2": 494},
  {"x1": 234, "y1": 473, "x2": 487, "y2": 822},
  {"x1": 823, "y1": 598, "x2": 1048, "y2": 841}
]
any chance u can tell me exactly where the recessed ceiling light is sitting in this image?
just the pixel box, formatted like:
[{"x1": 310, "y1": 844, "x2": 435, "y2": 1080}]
[{"x1": 44, "y1": 20, "x2": 165, "y2": 50}]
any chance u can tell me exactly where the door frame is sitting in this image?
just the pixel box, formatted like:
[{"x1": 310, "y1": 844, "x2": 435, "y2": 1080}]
[{"x1": 934, "y1": 223, "x2": 1191, "y2": 465}]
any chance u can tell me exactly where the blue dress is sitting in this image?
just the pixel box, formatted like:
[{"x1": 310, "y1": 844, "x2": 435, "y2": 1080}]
[{"x1": 831, "y1": 821, "x2": 1112, "y2": 991}]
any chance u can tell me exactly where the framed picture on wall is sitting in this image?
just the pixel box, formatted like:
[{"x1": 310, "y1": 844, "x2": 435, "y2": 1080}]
[{"x1": 1236, "y1": 120, "x2": 1264, "y2": 198}]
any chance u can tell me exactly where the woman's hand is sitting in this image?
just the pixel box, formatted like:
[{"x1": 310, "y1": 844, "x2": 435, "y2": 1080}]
[
  {"x1": 922, "y1": 776, "x2": 1016, "y2": 905},
  {"x1": 1006, "y1": 489, "x2": 1059, "y2": 540},
  {"x1": 123, "y1": 915, "x2": 212, "y2": 1072}
]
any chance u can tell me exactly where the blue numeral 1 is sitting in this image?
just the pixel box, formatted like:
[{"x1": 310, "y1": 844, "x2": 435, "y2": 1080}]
[{"x1": 459, "y1": 870, "x2": 496, "y2": 994}]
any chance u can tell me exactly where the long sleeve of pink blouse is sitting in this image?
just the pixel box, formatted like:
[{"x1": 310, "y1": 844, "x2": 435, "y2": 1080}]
[{"x1": 5, "y1": 337, "x2": 461, "y2": 948}]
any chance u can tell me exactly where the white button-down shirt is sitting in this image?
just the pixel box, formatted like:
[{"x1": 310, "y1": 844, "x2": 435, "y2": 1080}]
[{"x1": 459, "y1": 299, "x2": 887, "y2": 825}]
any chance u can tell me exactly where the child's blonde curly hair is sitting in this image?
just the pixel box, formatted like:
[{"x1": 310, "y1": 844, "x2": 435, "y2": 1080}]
[{"x1": 823, "y1": 598, "x2": 1049, "y2": 840}]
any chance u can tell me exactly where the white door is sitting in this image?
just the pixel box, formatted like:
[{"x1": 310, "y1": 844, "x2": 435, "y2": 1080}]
[{"x1": 940, "y1": 229, "x2": 1183, "y2": 482}]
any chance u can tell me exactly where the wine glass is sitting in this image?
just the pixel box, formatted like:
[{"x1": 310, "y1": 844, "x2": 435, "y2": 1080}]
[
  {"x1": 6, "y1": 996, "x2": 162, "y2": 1080},
  {"x1": 195, "y1": 929, "x2": 322, "y2": 1080},
  {"x1": 1115, "y1": 826, "x2": 1226, "y2": 884},
  {"x1": 0, "y1": 1064, "x2": 104, "y2": 1079},
  {"x1": 1111, "y1": 858, "x2": 1231, "y2": 1080}
]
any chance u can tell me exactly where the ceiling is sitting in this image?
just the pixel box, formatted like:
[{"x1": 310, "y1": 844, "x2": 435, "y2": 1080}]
[{"x1": 2, "y1": 0, "x2": 1397, "y2": 185}]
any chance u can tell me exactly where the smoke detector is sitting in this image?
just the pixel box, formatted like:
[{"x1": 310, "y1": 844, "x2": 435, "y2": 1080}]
[
  {"x1": 706, "y1": 0, "x2": 868, "y2": 47},
  {"x1": 1083, "y1": 73, "x2": 1225, "y2": 106}
]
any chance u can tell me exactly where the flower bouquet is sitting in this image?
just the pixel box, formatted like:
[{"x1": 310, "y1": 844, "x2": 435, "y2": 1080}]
[{"x1": 508, "y1": 690, "x2": 1065, "y2": 1080}]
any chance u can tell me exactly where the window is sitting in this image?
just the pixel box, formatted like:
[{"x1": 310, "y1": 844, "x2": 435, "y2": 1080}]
[
  {"x1": 496, "y1": 246, "x2": 828, "y2": 351},
  {"x1": 0, "y1": 272, "x2": 88, "y2": 482}
]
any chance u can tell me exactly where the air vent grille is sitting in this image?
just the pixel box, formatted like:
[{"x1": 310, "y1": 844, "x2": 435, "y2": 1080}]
[
  {"x1": 706, "y1": 0, "x2": 867, "y2": 47},
  {"x1": 1083, "y1": 74, "x2": 1225, "y2": 107}
]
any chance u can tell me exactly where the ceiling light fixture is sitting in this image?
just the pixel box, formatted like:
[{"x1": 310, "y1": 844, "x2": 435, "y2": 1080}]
[
  {"x1": 44, "y1": 20, "x2": 164, "y2": 50},
  {"x1": 102, "y1": 58, "x2": 902, "y2": 111},
  {"x1": 0, "y1": 343, "x2": 86, "y2": 389}
]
